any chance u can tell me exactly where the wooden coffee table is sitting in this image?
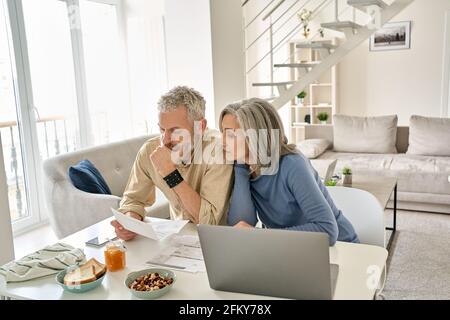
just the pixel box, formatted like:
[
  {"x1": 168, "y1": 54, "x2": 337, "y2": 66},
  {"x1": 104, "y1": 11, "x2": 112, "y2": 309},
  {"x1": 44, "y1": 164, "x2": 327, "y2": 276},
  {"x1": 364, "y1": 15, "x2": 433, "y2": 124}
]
[{"x1": 339, "y1": 175, "x2": 398, "y2": 250}]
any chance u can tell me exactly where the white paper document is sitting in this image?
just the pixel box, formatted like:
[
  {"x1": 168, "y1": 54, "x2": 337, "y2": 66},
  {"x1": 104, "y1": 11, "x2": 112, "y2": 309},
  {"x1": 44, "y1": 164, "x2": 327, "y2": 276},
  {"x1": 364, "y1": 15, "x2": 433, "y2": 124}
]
[
  {"x1": 171, "y1": 235, "x2": 201, "y2": 248},
  {"x1": 146, "y1": 235, "x2": 206, "y2": 273},
  {"x1": 111, "y1": 208, "x2": 188, "y2": 241}
]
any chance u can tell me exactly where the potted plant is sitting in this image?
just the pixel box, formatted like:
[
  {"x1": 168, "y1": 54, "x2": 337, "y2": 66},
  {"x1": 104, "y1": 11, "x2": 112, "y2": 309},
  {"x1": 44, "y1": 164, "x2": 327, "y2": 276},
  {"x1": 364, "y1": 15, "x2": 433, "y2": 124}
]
[
  {"x1": 296, "y1": 91, "x2": 307, "y2": 105},
  {"x1": 317, "y1": 112, "x2": 328, "y2": 124},
  {"x1": 342, "y1": 167, "x2": 352, "y2": 187}
]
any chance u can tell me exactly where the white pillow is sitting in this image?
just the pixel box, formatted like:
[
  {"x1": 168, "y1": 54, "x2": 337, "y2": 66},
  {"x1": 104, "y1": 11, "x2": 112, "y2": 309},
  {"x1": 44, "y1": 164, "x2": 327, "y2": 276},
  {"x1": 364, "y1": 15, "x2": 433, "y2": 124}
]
[
  {"x1": 407, "y1": 115, "x2": 450, "y2": 156},
  {"x1": 297, "y1": 139, "x2": 331, "y2": 159},
  {"x1": 333, "y1": 115, "x2": 398, "y2": 154}
]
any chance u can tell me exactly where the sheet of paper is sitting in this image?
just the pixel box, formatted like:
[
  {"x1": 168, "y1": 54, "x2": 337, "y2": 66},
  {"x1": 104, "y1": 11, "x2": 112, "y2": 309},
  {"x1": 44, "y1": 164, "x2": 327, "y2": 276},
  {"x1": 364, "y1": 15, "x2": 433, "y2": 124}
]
[
  {"x1": 147, "y1": 255, "x2": 206, "y2": 273},
  {"x1": 172, "y1": 245, "x2": 203, "y2": 260},
  {"x1": 150, "y1": 219, "x2": 189, "y2": 239},
  {"x1": 171, "y1": 235, "x2": 201, "y2": 248},
  {"x1": 146, "y1": 236, "x2": 206, "y2": 273},
  {"x1": 111, "y1": 208, "x2": 188, "y2": 241}
]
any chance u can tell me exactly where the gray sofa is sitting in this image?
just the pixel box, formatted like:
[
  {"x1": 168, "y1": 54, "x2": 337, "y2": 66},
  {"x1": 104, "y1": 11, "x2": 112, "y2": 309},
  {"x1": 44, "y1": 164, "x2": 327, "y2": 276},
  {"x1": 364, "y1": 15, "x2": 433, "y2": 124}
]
[
  {"x1": 304, "y1": 125, "x2": 450, "y2": 214},
  {"x1": 43, "y1": 135, "x2": 170, "y2": 239}
]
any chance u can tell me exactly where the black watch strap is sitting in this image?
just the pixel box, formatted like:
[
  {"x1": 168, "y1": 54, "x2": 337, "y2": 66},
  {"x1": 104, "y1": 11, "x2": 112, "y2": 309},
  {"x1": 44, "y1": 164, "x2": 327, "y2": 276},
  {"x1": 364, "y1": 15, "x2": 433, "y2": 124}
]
[{"x1": 163, "y1": 169, "x2": 184, "y2": 188}]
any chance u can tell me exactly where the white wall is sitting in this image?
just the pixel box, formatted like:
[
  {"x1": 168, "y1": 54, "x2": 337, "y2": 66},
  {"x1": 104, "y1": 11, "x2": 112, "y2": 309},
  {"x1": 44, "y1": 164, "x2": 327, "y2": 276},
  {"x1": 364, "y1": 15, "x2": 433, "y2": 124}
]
[
  {"x1": 165, "y1": 0, "x2": 216, "y2": 125},
  {"x1": 442, "y1": 10, "x2": 450, "y2": 117},
  {"x1": 164, "y1": 0, "x2": 246, "y2": 128},
  {"x1": 210, "y1": 0, "x2": 246, "y2": 125},
  {"x1": 338, "y1": 0, "x2": 450, "y2": 125}
]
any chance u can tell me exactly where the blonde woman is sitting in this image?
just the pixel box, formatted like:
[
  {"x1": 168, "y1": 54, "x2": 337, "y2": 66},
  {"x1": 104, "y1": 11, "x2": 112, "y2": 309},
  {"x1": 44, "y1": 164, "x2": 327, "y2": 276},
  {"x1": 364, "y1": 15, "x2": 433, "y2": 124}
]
[{"x1": 219, "y1": 98, "x2": 359, "y2": 246}]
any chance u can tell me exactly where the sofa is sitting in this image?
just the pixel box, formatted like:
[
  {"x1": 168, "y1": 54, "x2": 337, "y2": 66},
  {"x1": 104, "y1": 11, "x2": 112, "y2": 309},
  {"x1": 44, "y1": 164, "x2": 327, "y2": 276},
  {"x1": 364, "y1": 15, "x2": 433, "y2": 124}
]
[
  {"x1": 302, "y1": 115, "x2": 450, "y2": 214},
  {"x1": 43, "y1": 135, "x2": 170, "y2": 239}
]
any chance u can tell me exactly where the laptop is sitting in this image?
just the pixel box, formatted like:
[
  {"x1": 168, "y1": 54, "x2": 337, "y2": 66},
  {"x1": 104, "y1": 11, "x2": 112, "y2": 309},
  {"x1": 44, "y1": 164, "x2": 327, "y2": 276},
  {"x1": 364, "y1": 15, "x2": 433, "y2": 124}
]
[{"x1": 198, "y1": 225, "x2": 339, "y2": 300}]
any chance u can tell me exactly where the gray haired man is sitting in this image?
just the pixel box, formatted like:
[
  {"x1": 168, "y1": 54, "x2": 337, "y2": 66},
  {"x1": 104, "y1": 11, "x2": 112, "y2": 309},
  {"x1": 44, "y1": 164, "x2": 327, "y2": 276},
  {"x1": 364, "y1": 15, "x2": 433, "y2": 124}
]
[{"x1": 112, "y1": 86, "x2": 234, "y2": 241}]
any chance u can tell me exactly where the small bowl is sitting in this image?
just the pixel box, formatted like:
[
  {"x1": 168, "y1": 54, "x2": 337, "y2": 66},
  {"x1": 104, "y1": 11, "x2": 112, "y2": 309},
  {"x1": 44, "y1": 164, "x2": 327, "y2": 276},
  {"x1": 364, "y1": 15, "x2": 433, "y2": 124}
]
[
  {"x1": 55, "y1": 267, "x2": 106, "y2": 293},
  {"x1": 125, "y1": 268, "x2": 176, "y2": 300}
]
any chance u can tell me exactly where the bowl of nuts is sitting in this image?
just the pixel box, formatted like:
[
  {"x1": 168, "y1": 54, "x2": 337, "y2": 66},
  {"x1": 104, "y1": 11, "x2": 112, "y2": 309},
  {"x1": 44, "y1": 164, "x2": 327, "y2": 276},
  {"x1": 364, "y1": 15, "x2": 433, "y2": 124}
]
[{"x1": 125, "y1": 268, "x2": 176, "y2": 299}]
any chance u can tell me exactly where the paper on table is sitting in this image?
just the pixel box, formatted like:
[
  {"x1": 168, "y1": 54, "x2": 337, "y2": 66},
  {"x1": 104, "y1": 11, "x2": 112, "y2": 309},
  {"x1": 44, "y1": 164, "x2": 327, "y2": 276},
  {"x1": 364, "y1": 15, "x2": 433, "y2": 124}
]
[
  {"x1": 147, "y1": 251, "x2": 206, "y2": 273},
  {"x1": 172, "y1": 245, "x2": 203, "y2": 261},
  {"x1": 171, "y1": 235, "x2": 201, "y2": 248},
  {"x1": 146, "y1": 237, "x2": 206, "y2": 273},
  {"x1": 111, "y1": 208, "x2": 188, "y2": 241}
]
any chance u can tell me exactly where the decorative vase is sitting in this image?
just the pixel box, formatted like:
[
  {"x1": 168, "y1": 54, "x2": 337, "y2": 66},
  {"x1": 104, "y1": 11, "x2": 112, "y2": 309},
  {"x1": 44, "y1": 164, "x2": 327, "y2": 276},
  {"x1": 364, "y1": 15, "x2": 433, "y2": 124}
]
[
  {"x1": 303, "y1": 26, "x2": 310, "y2": 39},
  {"x1": 320, "y1": 120, "x2": 327, "y2": 125},
  {"x1": 343, "y1": 174, "x2": 352, "y2": 187}
]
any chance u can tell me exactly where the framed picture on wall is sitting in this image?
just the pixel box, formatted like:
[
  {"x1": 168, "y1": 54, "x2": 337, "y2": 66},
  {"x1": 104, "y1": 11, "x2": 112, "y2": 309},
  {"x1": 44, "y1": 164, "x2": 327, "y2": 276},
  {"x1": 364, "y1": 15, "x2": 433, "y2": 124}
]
[{"x1": 370, "y1": 21, "x2": 411, "y2": 51}]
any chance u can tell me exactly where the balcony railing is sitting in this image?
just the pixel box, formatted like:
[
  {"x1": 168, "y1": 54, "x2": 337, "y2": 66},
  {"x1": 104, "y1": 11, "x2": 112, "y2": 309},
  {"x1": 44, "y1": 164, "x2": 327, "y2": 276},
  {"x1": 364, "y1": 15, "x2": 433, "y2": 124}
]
[
  {"x1": 1, "y1": 111, "x2": 156, "y2": 223},
  {"x1": 0, "y1": 115, "x2": 75, "y2": 222}
]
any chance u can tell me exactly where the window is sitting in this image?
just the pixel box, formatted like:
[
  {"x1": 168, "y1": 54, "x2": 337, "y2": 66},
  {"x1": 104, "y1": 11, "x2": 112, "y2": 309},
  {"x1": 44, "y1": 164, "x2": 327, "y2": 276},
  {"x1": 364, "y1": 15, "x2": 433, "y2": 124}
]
[
  {"x1": 79, "y1": 0, "x2": 131, "y2": 144},
  {"x1": 1, "y1": 0, "x2": 168, "y2": 234},
  {"x1": 0, "y1": 0, "x2": 31, "y2": 224},
  {"x1": 22, "y1": 0, "x2": 80, "y2": 159}
]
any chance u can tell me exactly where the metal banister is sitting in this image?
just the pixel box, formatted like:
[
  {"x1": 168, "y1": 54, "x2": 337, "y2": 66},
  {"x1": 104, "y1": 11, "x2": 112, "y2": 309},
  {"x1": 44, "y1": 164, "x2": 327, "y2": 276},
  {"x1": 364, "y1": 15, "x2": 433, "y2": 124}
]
[{"x1": 262, "y1": 0, "x2": 286, "y2": 21}]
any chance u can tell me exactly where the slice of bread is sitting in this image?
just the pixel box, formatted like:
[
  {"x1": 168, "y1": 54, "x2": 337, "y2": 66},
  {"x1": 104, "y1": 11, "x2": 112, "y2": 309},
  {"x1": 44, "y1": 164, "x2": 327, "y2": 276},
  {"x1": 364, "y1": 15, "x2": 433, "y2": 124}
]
[{"x1": 64, "y1": 258, "x2": 107, "y2": 285}]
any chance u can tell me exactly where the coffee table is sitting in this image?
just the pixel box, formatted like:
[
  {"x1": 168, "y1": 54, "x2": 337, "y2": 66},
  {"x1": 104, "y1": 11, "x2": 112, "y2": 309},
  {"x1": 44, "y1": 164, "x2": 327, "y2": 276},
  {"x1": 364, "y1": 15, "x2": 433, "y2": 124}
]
[{"x1": 340, "y1": 175, "x2": 398, "y2": 250}]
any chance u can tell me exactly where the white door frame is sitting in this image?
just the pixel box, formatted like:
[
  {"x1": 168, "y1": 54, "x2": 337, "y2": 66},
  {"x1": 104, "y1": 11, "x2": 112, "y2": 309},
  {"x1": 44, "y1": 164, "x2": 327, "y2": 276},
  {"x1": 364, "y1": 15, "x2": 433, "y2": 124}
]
[
  {"x1": 441, "y1": 10, "x2": 450, "y2": 118},
  {"x1": 6, "y1": 0, "x2": 46, "y2": 234},
  {"x1": 0, "y1": 135, "x2": 15, "y2": 264}
]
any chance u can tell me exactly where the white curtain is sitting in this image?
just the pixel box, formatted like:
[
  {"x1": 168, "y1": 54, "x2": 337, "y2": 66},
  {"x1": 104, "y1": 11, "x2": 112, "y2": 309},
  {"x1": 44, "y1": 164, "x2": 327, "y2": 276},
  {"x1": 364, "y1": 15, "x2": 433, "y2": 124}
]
[{"x1": 123, "y1": 0, "x2": 168, "y2": 135}]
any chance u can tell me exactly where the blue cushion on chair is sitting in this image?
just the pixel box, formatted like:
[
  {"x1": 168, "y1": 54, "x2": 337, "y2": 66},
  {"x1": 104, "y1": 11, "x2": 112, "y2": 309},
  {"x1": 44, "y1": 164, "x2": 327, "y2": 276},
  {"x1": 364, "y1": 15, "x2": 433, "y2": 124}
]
[{"x1": 68, "y1": 159, "x2": 112, "y2": 195}]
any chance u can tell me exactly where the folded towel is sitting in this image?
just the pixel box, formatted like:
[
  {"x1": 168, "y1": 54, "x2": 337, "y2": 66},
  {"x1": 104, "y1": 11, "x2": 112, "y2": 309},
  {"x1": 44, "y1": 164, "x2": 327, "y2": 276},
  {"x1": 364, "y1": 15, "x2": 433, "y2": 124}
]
[{"x1": 0, "y1": 243, "x2": 85, "y2": 283}]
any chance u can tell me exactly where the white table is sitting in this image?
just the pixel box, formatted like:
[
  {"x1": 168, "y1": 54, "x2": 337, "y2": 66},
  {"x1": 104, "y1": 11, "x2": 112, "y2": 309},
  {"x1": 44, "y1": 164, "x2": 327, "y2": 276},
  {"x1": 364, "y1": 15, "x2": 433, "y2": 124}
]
[{"x1": 0, "y1": 218, "x2": 388, "y2": 300}]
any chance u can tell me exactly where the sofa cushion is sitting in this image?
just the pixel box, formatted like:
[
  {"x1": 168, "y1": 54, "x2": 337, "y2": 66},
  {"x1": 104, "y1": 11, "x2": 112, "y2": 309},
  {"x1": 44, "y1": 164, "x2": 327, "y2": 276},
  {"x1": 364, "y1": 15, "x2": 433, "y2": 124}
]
[
  {"x1": 297, "y1": 139, "x2": 331, "y2": 159},
  {"x1": 318, "y1": 151, "x2": 450, "y2": 195},
  {"x1": 333, "y1": 115, "x2": 398, "y2": 154},
  {"x1": 407, "y1": 115, "x2": 450, "y2": 156},
  {"x1": 69, "y1": 159, "x2": 112, "y2": 195}
]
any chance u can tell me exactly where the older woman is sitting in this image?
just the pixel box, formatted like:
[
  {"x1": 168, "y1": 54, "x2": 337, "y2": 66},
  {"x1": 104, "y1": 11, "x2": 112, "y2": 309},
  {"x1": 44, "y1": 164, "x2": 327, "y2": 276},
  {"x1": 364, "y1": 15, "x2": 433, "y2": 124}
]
[{"x1": 219, "y1": 98, "x2": 359, "y2": 246}]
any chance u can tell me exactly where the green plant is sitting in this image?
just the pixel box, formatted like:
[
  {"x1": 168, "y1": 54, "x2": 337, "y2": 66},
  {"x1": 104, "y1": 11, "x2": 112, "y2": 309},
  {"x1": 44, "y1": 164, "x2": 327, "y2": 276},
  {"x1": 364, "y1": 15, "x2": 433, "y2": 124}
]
[
  {"x1": 297, "y1": 91, "x2": 307, "y2": 99},
  {"x1": 317, "y1": 112, "x2": 328, "y2": 122},
  {"x1": 342, "y1": 167, "x2": 352, "y2": 175},
  {"x1": 325, "y1": 180, "x2": 337, "y2": 187}
]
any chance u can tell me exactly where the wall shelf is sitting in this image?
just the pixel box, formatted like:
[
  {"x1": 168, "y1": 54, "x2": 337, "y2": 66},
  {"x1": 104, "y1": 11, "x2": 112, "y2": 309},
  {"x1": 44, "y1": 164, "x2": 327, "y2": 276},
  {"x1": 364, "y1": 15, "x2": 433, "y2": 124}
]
[{"x1": 287, "y1": 39, "x2": 338, "y2": 144}]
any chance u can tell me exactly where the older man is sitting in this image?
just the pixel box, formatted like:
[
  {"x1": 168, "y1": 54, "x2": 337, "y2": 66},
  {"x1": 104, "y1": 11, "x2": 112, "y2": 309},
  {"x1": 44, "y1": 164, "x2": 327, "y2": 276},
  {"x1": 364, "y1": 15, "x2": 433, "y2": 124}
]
[{"x1": 112, "y1": 86, "x2": 233, "y2": 241}]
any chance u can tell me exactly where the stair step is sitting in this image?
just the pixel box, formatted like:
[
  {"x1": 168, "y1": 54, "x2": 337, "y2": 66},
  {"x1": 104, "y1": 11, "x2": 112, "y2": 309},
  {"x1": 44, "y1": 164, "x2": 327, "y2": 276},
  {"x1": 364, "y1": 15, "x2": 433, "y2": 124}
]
[
  {"x1": 295, "y1": 42, "x2": 337, "y2": 50},
  {"x1": 347, "y1": 0, "x2": 387, "y2": 10},
  {"x1": 321, "y1": 21, "x2": 362, "y2": 31},
  {"x1": 262, "y1": 96, "x2": 279, "y2": 101},
  {"x1": 252, "y1": 81, "x2": 295, "y2": 87},
  {"x1": 274, "y1": 62, "x2": 320, "y2": 68}
]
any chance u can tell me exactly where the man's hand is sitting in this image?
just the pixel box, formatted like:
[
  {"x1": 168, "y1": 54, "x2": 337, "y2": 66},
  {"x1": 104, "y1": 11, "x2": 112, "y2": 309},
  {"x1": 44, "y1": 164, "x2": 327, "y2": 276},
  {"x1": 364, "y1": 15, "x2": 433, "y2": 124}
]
[
  {"x1": 150, "y1": 145, "x2": 177, "y2": 177},
  {"x1": 234, "y1": 221, "x2": 254, "y2": 229},
  {"x1": 110, "y1": 212, "x2": 142, "y2": 241}
]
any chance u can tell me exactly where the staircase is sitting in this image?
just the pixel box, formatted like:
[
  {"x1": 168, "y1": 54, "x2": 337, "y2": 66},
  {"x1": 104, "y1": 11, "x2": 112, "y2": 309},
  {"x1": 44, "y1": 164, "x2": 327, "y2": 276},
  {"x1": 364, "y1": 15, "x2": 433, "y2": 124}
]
[{"x1": 243, "y1": 0, "x2": 415, "y2": 110}]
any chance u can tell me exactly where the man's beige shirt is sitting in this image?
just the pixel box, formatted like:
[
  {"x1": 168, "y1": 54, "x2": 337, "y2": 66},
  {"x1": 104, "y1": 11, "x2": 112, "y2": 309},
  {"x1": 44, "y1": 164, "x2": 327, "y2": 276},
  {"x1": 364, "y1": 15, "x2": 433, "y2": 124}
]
[{"x1": 118, "y1": 132, "x2": 234, "y2": 225}]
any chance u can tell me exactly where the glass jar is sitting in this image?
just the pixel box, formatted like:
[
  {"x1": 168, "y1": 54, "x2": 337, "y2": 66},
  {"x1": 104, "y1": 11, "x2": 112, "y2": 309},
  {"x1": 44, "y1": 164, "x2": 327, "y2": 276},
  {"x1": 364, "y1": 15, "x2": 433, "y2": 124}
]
[{"x1": 104, "y1": 241, "x2": 126, "y2": 272}]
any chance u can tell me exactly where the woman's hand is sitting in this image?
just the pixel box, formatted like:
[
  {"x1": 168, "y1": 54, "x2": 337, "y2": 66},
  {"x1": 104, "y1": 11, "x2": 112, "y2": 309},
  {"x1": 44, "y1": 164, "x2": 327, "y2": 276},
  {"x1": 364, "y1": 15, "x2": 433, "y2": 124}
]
[{"x1": 234, "y1": 220, "x2": 254, "y2": 229}]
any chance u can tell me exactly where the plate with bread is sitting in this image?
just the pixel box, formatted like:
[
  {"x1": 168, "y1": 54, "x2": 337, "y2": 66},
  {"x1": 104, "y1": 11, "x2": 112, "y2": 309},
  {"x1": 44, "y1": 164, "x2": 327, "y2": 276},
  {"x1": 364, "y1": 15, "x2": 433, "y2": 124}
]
[{"x1": 56, "y1": 258, "x2": 107, "y2": 293}]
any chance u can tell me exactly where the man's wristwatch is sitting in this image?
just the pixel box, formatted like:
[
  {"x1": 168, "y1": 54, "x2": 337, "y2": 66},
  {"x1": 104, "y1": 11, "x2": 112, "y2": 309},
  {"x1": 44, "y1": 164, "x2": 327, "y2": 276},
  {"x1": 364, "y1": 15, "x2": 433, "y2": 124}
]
[{"x1": 163, "y1": 169, "x2": 184, "y2": 188}]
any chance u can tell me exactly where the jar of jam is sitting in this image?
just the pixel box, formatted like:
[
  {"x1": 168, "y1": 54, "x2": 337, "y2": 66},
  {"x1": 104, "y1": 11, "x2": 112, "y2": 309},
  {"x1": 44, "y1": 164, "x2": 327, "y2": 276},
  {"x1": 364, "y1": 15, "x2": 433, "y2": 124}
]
[{"x1": 104, "y1": 241, "x2": 126, "y2": 272}]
